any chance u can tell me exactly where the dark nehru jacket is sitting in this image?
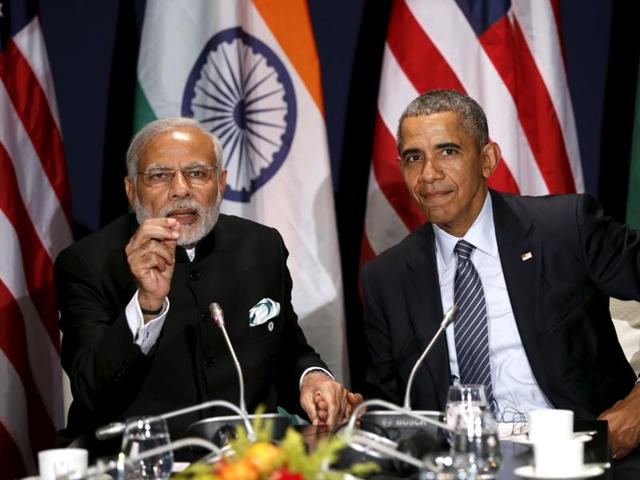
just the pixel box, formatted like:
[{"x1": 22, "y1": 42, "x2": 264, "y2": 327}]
[{"x1": 55, "y1": 213, "x2": 326, "y2": 445}]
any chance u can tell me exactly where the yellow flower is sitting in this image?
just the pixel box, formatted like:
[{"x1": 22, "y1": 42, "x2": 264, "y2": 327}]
[
  {"x1": 245, "y1": 442, "x2": 281, "y2": 473},
  {"x1": 217, "y1": 459, "x2": 259, "y2": 480}
]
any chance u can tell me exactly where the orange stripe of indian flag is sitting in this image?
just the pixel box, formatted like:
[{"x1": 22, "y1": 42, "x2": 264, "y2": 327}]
[{"x1": 253, "y1": 0, "x2": 325, "y2": 116}]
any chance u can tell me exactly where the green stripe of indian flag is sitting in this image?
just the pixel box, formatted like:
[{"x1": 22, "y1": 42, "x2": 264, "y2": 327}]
[
  {"x1": 627, "y1": 65, "x2": 640, "y2": 229},
  {"x1": 133, "y1": 81, "x2": 157, "y2": 133}
]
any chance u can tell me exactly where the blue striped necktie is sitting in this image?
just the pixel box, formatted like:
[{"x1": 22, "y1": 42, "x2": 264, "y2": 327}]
[{"x1": 453, "y1": 239, "x2": 496, "y2": 410}]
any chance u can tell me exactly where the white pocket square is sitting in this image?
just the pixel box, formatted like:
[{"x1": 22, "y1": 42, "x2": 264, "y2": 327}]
[{"x1": 249, "y1": 298, "x2": 280, "y2": 327}]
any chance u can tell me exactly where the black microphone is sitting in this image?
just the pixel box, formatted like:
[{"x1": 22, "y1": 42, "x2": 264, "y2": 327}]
[
  {"x1": 403, "y1": 304, "x2": 458, "y2": 409},
  {"x1": 393, "y1": 429, "x2": 447, "y2": 474},
  {"x1": 346, "y1": 399, "x2": 452, "y2": 434},
  {"x1": 397, "y1": 429, "x2": 443, "y2": 458},
  {"x1": 209, "y1": 302, "x2": 247, "y2": 413}
]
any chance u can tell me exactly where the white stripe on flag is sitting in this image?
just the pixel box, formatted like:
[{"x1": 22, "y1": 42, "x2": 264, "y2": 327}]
[
  {"x1": 0, "y1": 349, "x2": 35, "y2": 472},
  {"x1": 0, "y1": 80, "x2": 72, "y2": 261},
  {"x1": 406, "y1": 0, "x2": 550, "y2": 195},
  {"x1": 377, "y1": 45, "x2": 418, "y2": 140},
  {"x1": 12, "y1": 17, "x2": 62, "y2": 130},
  {"x1": 365, "y1": 173, "x2": 410, "y2": 255},
  {"x1": 511, "y1": 0, "x2": 584, "y2": 192},
  {"x1": 0, "y1": 210, "x2": 63, "y2": 427}
]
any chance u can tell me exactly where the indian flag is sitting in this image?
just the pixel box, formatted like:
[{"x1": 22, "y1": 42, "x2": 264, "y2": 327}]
[{"x1": 134, "y1": 0, "x2": 348, "y2": 382}]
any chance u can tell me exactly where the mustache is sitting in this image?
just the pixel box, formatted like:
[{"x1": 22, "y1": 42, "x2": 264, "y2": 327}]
[{"x1": 158, "y1": 200, "x2": 203, "y2": 217}]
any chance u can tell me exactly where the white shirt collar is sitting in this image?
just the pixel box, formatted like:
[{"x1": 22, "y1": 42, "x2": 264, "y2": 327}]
[{"x1": 433, "y1": 192, "x2": 499, "y2": 267}]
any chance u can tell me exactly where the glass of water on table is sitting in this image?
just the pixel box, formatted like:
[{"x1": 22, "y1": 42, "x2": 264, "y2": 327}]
[
  {"x1": 446, "y1": 384, "x2": 488, "y2": 430},
  {"x1": 120, "y1": 416, "x2": 173, "y2": 479},
  {"x1": 446, "y1": 384, "x2": 501, "y2": 478}
]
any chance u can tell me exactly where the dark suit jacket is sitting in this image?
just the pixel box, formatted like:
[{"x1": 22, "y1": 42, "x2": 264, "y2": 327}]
[
  {"x1": 362, "y1": 190, "x2": 638, "y2": 419},
  {"x1": 55, "y1": 213, "x2": 326, "y2": 445}
]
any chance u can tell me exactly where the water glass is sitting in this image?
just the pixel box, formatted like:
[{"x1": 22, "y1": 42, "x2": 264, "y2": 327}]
[
  {"x1": 451, "y1": 410, "x2": 501, "y2": 478},
  {"x1": 120, "y1": 416, "x2": 173, "y2": 479},
  {"x1": 445, "y1": 384, "x2": 488, "y2": 430}
]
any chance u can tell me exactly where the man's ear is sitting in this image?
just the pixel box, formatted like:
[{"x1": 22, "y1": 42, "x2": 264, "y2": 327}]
[
  {"x1": 481, "y1": 142, "x2": 501, "y2": 179},
  {"x1": 217, "y1": 169, "x2": 227, "y2": 199},
  {"x1": 124, "y1": 177, "x2": 136, "y2": 209}
]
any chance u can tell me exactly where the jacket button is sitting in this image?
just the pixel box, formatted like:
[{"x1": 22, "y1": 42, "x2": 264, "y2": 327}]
[
  {"x1": 201, "y1": 312, "x2": 209, "y2": 322},
  {"x1": 189, "y1": 271, "x2": 201, "y2": 280},
  {"x1": 204, "y1": 356, "x2": 216, "y2": 367}
]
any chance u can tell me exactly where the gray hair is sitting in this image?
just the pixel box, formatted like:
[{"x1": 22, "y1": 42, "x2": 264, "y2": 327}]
[
  {"x1": 397, "y1": 89, "x2": 489, "y2": 151},
  {"x1": 126, "y1": 117, "x2": 224, "y2": 177}
]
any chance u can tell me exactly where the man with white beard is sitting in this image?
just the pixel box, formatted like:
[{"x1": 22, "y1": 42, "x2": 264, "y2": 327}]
[{"x1": 55, "y1": 117, "x2": 360, "y2": 455}]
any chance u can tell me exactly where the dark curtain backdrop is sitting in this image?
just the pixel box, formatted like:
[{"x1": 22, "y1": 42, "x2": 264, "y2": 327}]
[{"x1": 39, "y1": 0, "x2": 640, "y2": 390}]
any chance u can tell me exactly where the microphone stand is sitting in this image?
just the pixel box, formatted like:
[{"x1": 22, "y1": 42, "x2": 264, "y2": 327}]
[
  {"x1": 403, "y1": 304, "x2": 458, "y2": 409},
  {"x1": 210, "y1": 302, "x2": 247, "y2": 413},
  {"x1": 347, "y1": 432, "x2": 425, "y2": 469},
  {"x1": 95, "y1": 399, "x2": 256, "y2": 441}
]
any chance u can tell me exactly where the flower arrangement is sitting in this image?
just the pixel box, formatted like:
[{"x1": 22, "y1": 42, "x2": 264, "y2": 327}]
[{"x1": 176, "y1": 409, "x2": 378, "y2": 480}]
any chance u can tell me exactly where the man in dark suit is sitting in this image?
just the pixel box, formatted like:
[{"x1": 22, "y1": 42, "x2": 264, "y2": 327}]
[
  {"x1": 56, "y1": 117, "x2": 361, "y2": 452},
  {"x1": 362, "y1": 90, "x2": 640, "y2": 460}
]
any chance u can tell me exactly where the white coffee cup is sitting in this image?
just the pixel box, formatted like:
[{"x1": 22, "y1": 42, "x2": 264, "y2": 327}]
[
  {"x1": 38, "y1": 448, "x2": 88, "y2": 480},
  {"x1": 534, "y1": 438, "x2": 584, "y2": 476},
  {"x1": 527, "y1": 409, "x2": 573, "y2": 443}
]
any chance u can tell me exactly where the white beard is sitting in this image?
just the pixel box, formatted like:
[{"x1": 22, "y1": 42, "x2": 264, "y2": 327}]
[{"x1": 133, "y1": 189, "x2": 223, "y2": 247}]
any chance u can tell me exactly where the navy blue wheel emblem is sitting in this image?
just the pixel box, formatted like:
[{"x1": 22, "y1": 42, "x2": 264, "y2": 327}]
[{"x1": 182, "y1": 27, "x2": 297, "y2": 202}]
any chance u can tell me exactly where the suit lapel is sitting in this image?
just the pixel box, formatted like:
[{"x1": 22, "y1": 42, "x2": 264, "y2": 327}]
[
  {"x1": 490, "y1": 191, "x2": 550, "y2": 395},
  {"x1": 403, "y1": 224, "x2": 451, "y2": 408}
]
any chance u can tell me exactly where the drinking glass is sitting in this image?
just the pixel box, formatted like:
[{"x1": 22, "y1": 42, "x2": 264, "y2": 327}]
[
  {"x1": 445, "y1": 384, "x2": 488, "y2": 431},
  {"x1": 451, "y1": 410, "x2": 501, "y2": 478},
  {"x1": 120, "y1": 416, "x2": 173, "y2": 479}
]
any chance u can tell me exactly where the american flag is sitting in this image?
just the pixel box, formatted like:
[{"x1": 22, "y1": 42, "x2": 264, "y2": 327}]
[
  {"x1": 0, "y1": 0, "x2": 72, "y2": 476},
  {"x1": 362, "y1": 0, "x2": 584, "y2": 262}
]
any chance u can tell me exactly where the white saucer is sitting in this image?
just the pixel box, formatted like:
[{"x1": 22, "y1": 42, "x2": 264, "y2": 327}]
[
  {"x1": 513, "y1": 464, "x2": 604, "y2": 479},
  {"x1": 509, "y1": 434, "x2": 593, "y2": 446},
  {"x1": 172, "y1": 462, "x2": 190, "y2": 472}
]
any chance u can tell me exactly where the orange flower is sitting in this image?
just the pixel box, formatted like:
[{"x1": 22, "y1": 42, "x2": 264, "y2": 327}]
[
  {"x1": 217, "y1": 459, "x2": 259, "y2": 480},
  {"x1": 245, "y1": 442, "x2": 281, "y2": 473}
]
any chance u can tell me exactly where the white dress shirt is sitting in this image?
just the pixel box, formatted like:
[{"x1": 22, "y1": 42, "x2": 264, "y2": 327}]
[{"x1": 433, "y1": 194, "x2": 553, "y2": 419}]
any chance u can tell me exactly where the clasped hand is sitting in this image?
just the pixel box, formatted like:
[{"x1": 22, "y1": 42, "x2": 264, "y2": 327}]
[{"x1": 300, "y1": 372, "x2": 364, "y2": 425}]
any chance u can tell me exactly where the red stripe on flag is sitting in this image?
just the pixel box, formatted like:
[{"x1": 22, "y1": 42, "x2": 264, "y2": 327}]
[
  {"x1": 387, "y1": 0, "x2": 465, "y2": 93},
  {"x1": 549, "y1": 0, "x2": 561, "y2": 26},
  {"x1": 479, "y1": 16, "x2": 576, "y2": 193},
  {"x1": 371, "y1": 113, "x2": 426, "y2": 232},
  {"x1": 386, "y1": 0, "x2": 520, "y2": 194},
  {"x1": 488, "y1": 158, "x2": 520, "y2": 194},
  {"x1": 0, "y1": 39, "x2": 72, "y2": 221},
  {"x1": 0, "y1": 143, "x2": 60, "y2": 351},
  {"x1": 0, "y1": 421, "x2": 27, "y2": 480},
  {"x1": 0, "y1": 280, "x2": 57, "y2": 462}
]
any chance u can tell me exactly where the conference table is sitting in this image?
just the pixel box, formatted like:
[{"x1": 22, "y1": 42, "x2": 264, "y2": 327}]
[
  {"x1": 85, "y1": 416, "x2": 640, "y2": 479},
  {"x1": 295, "y1": 419, "x2": 614, "y2": 480}
]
